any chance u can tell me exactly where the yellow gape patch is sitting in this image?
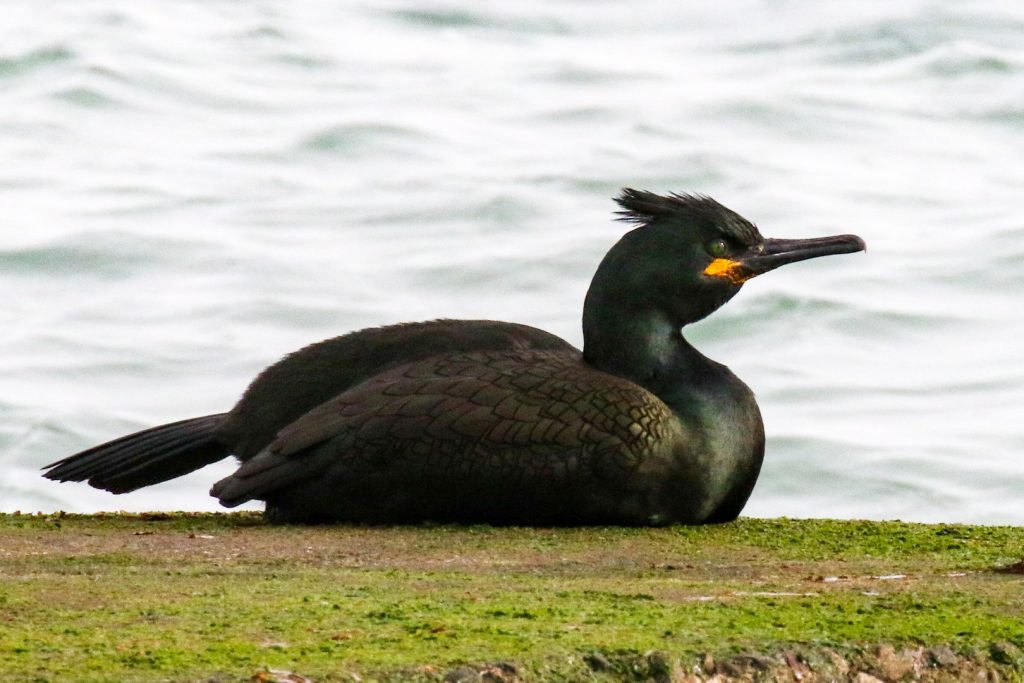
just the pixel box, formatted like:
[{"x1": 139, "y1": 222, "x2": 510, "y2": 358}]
[{"x1": 703, "y1": 258, "x2": 752, "y2": 284}]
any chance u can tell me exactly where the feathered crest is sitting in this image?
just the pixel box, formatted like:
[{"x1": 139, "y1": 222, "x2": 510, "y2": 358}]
[{"x1": 614, "y1": 188, "x2": 763, "y2": 246}]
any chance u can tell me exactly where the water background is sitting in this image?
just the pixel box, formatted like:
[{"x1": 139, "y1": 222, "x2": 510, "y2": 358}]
[{"x1": 2, "y1": 2, "x2": 1022, "y2": 524}]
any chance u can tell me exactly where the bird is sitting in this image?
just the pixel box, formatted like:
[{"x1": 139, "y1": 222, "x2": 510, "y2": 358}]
[{"x1": 43, "y1": 189, "x2": 865, "y2": 525}]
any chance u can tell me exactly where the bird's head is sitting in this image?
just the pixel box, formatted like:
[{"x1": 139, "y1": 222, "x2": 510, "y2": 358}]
[{"x1": 599, "y1": 189, "x2": 866, "y2": 326}]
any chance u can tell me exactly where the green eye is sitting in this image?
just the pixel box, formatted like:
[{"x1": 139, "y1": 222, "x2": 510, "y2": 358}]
[{"x1": 706, "y1": 238, "x2": 729, "y2": 258}]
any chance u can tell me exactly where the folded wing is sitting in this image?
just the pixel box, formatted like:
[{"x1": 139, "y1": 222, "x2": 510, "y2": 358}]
[{"x1": 210, "y1": 349, "x2": 679, "y2": 520}]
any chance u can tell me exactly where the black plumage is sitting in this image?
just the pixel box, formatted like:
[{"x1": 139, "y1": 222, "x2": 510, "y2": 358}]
[{"x1": 44, "y1": 190, "x2": 865, "y2": 525}]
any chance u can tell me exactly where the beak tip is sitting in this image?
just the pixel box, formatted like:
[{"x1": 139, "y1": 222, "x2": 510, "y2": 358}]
[{"x1": 833, "y1": 234, "x2": 867, "y2": 254}]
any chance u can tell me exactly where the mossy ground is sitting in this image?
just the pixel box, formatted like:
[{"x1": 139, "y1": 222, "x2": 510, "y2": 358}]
[{"x1": 1, "y1": 513, "x2": 1022, "y2": 682}]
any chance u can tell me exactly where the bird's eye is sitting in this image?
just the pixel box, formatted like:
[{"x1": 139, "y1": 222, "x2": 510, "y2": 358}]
[{"x1": 706, "y1": 238, "x2": 730, "y2": 258}]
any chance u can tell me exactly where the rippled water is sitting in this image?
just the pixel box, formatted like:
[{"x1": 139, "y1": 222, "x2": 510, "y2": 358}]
[{"x1": 2, "y1": 2, "x2": 1022, "y2": 524}]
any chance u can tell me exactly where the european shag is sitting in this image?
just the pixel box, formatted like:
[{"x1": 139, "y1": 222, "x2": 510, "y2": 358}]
[{"x1": 44, "y1": 190, "x2": 865, "y2": 525}]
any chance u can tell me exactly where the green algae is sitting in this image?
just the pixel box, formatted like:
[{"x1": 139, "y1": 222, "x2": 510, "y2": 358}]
[{"x1": 0, "y1": 513, "x2": 1022, "y2": 681}]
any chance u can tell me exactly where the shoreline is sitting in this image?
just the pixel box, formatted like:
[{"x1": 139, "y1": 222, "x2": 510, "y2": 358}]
[{"x1": 2, "y1": 512, "x2": 1022, "y2": 681}]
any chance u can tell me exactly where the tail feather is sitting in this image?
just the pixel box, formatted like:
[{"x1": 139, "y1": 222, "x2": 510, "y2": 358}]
[
  {"x1": 43, "y1": 414, "x2": 230, "y2": 493},
  {"x1": 46, "y1": 418, "x2": 217, "y2": 480}
]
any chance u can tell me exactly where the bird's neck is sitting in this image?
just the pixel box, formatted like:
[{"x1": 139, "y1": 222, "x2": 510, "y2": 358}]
[{"x1": 582, "y1": 300, "x2": 712, "y2": 397}]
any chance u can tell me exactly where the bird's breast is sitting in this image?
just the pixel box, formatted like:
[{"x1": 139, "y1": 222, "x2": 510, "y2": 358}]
[{"x1": 664, "y1": 370, "x2": 765, "y2": 522}]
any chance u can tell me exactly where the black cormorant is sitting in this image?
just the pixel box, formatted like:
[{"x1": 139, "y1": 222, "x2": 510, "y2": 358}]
[{"x1": 44, "y1": 190, "x2": 865, "y2": 524}]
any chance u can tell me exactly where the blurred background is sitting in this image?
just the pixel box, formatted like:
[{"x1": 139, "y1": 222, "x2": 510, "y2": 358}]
[{"x1": 2, "y1": 2, "x2": 1021, "y2": 524}]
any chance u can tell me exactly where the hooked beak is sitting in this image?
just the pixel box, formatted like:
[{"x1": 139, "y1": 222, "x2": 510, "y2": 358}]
[{"x1": 704, "y1": 234, "x2": 866, "y2": 284}]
